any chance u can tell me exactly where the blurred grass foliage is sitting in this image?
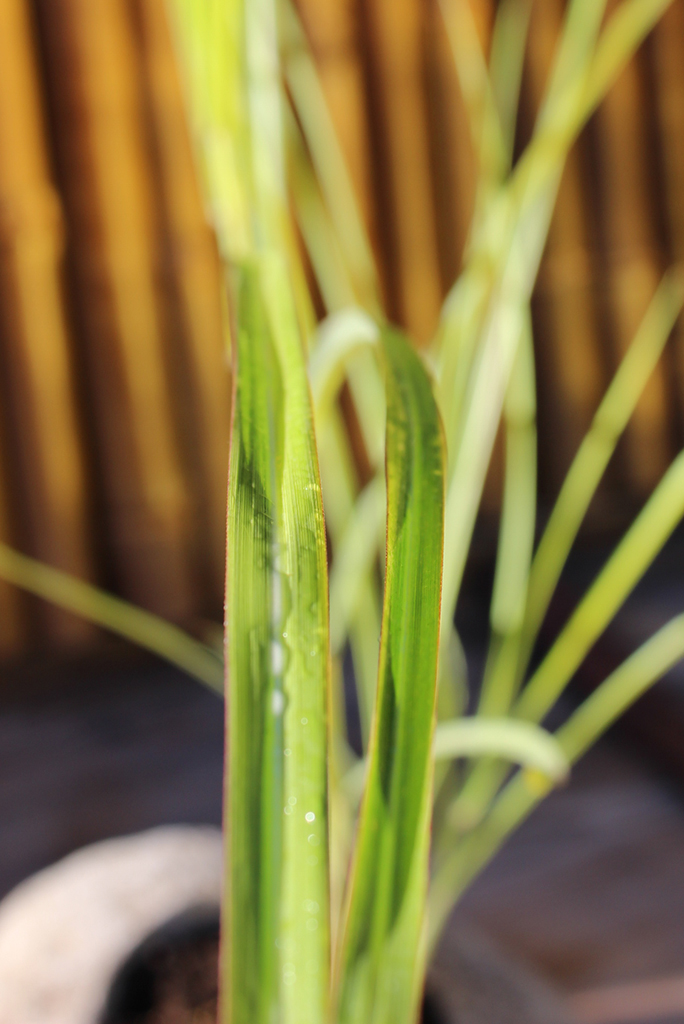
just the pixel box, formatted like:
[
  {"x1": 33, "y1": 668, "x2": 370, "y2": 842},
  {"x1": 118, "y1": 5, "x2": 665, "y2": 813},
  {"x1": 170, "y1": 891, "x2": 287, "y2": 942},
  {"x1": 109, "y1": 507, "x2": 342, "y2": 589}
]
[{"x1": 2, "y1": 1, "x2": 684, "y2": 1022}]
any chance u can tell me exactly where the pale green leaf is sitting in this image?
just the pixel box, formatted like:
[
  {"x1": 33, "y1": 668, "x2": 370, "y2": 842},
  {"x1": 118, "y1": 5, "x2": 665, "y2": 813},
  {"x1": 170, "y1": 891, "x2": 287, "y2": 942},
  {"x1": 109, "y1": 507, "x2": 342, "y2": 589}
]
[
  {"x1": 0, "y1": 543, "x2": 223, "y2": 692},
  {"x1": 516, "y1": 448, "x2": 684, "y2": 724},
  {"x1": 519, "y1": 267, "x2": 683, "y2": 678},
  {"x1": 428, "y1": 610, "x2": 684, "y2": 952},
  {"x1": 434, "y1": 717, "x2": 568, "y2": 783}
]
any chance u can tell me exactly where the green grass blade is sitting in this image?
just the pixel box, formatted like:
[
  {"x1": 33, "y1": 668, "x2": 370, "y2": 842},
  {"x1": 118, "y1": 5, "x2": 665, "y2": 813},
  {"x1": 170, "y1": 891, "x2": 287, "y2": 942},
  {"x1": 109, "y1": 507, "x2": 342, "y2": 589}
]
[
  {"x1": 310, "y1": 310, "x2": 386, "y2": 474},
  {"x1": 286, "y1": 104, "x2": 357, "y2": 312},
  {"x1": 429, "y1": 612, "x2": 684, "y2": 951},
  {"x1": 439, "y1": 265, "x2": 681, "y2": 841},
  {"x1": 316, "y1": 407, "x2": 382, "y2": 752},
  {"x1": 434, "y1": 717, "x2": 568, "y2": 783},
  {"x1": 438, "y1": 0, "x2": 506, "y2": 191},
  {"x1": 280, "y1": 0, "x2": 382, "y2": 317},
  {"x1": 435, "y1": 0, "x2": 603, "y2": 442},
  {"x1": 335, "y1": 328, "x2": 445, "y2": 1024},
  {"x1": 309, "y1": 309, "x2": 380, "y2": 412},
  {"x1": 328, "y1": 476, "x2": 385, "y2": 735},
  {"x1": 489, "y1": 0, "x2": 534, "y2": 162},
  {"x1": 168, "y1": 0, "x2": 251, "y2": 261},
  {"x1": 582, "y1": 0, "x2": 675, "y2": 119},
  {"x1": 437, "y1": 0, "x2": 665, "y2": 656},
  {"x1": 0, "y1": 543, "x2": 223, "y2": 692},
  {"x1": 437, "y1": 624, "x2": 469, "y2": 723},
  {"x1": 479, "y1": 310, "x2": 537, "y2": 716},
  {"x1": 519, "y1": 267, "x2": 683, "y2": 678},
  {"x1": 512, "y1": 0, "x2": 673, "y2": 215},
  {"x1": 538, "y1": 0, "x2": 606, "y2": 126},
  {"x1": 438, "y1": 318, "x2": 536, "y2": 838},
  {"x1": 345, "y1": 715, "x2": 567, "y2": 810},
  {"x1": 224, "y1": 259, "x2": 330, "y2": 1024},
  {"x1": 310, "y1": 309, "x2": 387, "y2": 738},
  {"x1": 225, "y1": 264, "x2": 283, "y2": 1024},
  {"x1": 516, "y1": 448, "x2": 684, "y2": 725},
  {"x1": 440, "y1": 268, "x2": 533, "y2": 648},
  {"x1": 557, "y1": 613, "x2": 684, "y2": 763},
  {"x1": 427, "y1": 766, "x2": 538, "y2": 952},
  {"x1": 436, "y1": 0, "x2": 604, "y2": 621}
]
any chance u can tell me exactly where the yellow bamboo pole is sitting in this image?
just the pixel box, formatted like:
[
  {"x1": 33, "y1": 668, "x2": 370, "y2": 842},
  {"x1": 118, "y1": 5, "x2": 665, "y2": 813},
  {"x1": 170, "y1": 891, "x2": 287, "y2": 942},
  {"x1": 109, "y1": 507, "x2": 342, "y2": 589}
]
[
  {"x1": 651, "y1": 2, "x2": 684, "y2": 440},
  {"x1": 361, "y1": 0, "x2": 443, "y2": 343},
  {"x1": 0, "y1": 0, "x2": 93, "y2": 647},
  {"x1": 593, "y1": 7, "x2": 671, "y2": 495},
  {"x1": 422, "y1": 0, "x2": 484, "y2": 290},
  {"x1": 0, "y1": 426, "x2": 24, "y2": 656},
  {"x1": 34, "y1": 0, "x2": 196, "y2": 622},
  {"x1": 132, "y1": 0, "x2": 231, "y2": 609},
  {"x1": 295, "y1": 0, "x2": 378, "y2": 253},
  {"x1": 526, "y1": 0, "x2": 607, "y2": 490}
]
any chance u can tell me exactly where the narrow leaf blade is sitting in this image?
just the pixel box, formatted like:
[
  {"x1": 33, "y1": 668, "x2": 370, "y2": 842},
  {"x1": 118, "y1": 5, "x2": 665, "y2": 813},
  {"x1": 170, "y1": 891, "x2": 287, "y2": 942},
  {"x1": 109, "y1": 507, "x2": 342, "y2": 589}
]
[
  {"x1": 224, "y1": 259, "x2": 330, "y2": 1024},
  {"x1": 335, "y1": 328, "x2": 445, "y2": 1024}
]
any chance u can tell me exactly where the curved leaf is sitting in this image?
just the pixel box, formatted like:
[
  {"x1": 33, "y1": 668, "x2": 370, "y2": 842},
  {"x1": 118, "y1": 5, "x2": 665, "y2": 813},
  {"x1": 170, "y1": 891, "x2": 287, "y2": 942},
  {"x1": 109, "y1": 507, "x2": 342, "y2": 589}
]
[
  {"x1": 434, "y1": 717, "x2": 568, "y2": 783},
  {"x1": 343, "y1": 715, "x2": 567, "y2": 810},
  {"x1": 428, "y1": 610, "x2": 684, "y2": 954}
]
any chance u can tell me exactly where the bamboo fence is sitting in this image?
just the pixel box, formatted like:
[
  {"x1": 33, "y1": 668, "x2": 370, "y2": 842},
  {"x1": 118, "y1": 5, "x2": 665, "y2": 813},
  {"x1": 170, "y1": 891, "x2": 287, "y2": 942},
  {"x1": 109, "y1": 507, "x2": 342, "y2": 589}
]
[{"x1": 0, "y1": 0, "x2": 681, "y2": 657}]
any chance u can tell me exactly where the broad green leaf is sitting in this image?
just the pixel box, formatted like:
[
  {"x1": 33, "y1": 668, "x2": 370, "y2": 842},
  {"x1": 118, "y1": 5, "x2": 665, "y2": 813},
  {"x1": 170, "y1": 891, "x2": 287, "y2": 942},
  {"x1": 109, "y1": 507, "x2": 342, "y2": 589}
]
[
  {"x1": 0, "y1": 543, "x2": 223, "y2": 692},
  {"x1": 335, "y1": 329, "x2": 445, "y2": 1024},
  {"x1": 224, "y1": 259, "x2": 329, "y2": 1024},
  {"x1": 171, "y1": 2, "x2": 334, "y2": 1019}
]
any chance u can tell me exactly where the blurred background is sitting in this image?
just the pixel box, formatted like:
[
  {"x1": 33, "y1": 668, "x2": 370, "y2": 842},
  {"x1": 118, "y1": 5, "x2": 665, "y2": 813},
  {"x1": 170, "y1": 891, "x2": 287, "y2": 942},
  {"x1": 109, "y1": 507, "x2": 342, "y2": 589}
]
[{"x1": 2, "y1": 0, "x2": 684, "y2": 1021}]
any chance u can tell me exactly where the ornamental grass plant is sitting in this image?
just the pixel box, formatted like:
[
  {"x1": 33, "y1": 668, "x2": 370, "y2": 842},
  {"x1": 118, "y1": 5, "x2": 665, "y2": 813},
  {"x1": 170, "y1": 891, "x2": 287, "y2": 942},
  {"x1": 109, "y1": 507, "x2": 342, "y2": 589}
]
[{"x1": 2, "y1": 1, "x2": 684, "y2": 1022}]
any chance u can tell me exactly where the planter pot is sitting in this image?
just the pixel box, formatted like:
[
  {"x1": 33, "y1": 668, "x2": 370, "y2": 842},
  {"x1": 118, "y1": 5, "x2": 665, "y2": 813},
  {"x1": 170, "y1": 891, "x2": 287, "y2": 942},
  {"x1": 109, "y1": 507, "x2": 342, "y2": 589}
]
[
  {"x1": 0, "y1": 826, "x2": 222, "y2": 1024},
  {"x1": 0, "y1": 827, "x2": 570, "y2": 1024},
  {"x1": 426, "y1": 926, "x2": 572, "y2": 1024}
]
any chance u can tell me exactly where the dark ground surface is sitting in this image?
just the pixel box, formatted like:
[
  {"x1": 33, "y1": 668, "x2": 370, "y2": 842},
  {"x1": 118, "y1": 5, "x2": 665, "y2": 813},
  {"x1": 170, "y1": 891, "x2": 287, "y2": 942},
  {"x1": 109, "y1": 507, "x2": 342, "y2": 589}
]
[
  {"x1": 2, "y1": 638, "x2": 684, "y2": 1023},
  {"x1": 0, "y1": 654, "x2": 223, "y2": 900}
]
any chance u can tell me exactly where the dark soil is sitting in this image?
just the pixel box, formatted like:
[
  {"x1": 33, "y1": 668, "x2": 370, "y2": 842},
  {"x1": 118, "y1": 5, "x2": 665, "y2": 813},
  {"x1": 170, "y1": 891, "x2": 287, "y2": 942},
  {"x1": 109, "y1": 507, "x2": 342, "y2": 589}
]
[
  {"x1": 100, "y1": 911, "x2": 437, "y2": 1024},
  {"x1": 100, "y1": 907, "x2": 219, "y2": 1024},
  {"x1": 99, "y1": 907, "x2": 568, "y2": 1024}
]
